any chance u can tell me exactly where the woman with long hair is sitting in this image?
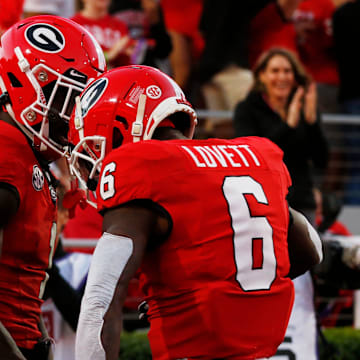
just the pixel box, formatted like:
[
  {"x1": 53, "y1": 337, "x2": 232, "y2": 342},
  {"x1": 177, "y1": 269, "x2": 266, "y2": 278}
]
[{"x1": 234, "y1": 47, "x2": 328, "y2": 221}]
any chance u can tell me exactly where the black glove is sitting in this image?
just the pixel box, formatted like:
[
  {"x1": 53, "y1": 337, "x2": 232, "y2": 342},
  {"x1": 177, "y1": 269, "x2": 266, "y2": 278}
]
[
  {"x1": 20, "y1": 338, "x2": 52, "y2": 360},
  {"x1": 43, "y1": 263, "x2": 82, "y2": 331}
]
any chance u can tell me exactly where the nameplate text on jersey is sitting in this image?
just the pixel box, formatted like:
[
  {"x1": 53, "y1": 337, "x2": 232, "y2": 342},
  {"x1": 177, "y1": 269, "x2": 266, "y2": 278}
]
[{"x1": 181, "y1": 145, "x2": 261, "y2": 168}]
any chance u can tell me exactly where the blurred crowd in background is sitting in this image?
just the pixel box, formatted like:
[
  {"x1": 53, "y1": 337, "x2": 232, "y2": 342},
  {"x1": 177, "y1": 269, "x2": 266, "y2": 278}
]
[
  {"x1": 1, "y1": 0, "x2": 358, "y2": 118},
  {"x1": 2, "y1": 1, "x2": 360, "y2": 359}
]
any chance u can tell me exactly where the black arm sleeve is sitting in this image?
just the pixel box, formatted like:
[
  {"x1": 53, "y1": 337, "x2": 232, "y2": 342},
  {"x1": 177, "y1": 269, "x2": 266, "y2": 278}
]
[
  {"x1": 43, "y1": 264, "x2": 82, "y2": 331},
  {"x1": 0, "y1": 182, "x2": 20, "y2": 229}
]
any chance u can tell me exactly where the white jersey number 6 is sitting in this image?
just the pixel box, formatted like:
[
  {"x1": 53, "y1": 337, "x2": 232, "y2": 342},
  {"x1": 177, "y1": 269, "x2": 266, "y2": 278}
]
[{"x1": 223, "y1": 176, "x2": 276, "y2": 291}]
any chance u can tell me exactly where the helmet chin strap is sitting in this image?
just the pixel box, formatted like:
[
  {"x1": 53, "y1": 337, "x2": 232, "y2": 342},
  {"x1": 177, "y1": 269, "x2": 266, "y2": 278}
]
[
  {"x1": 15, "y1": 46, "x2": 50, "y2": 152},
  {"x1": 132, "y1": 93, "x2": 147, "y2": 142},
  {"x1": 39, "y1": 117, "x2": 49, "y2": 152},
  {"x1": 74, "y1": 96, "x2": 85, "y2": 139}
]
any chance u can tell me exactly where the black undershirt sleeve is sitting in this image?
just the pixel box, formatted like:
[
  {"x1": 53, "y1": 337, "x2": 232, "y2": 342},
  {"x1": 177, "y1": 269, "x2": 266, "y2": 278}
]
[
  {"x1": 0, "y1": 182, "x2": 20, "y2": 228},
  {"x1": 43, "y1": 263, "x2": 82, "y2": 331}
]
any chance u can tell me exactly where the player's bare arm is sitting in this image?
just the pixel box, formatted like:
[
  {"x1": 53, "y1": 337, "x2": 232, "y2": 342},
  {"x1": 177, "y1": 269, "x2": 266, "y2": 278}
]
[
  {"x1": 287, "y1": 207, "x2": 323, "y2": 279},
  {"x1": 101, "y1": 205, "x2": 157, "y2": 359},
  {"x1": 75, "y1": 203, "x2": 169, "y2": 360},
  {"x1": 0, "y1": 322, "x2": 26, "y2": 360}
]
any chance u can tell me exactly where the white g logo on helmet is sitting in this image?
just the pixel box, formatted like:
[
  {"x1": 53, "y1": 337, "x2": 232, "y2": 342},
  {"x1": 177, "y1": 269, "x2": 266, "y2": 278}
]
[{"x1": 25, "y1": 23, "x2": 65, "y2": 53}]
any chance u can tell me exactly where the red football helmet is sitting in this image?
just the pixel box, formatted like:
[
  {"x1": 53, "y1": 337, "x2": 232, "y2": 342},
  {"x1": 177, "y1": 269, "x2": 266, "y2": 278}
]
[
  {"x1": 0, "y1": 15, "x2": 106, "y2": 160},
  {"x1": 69, "y1": 65, "x2": 197, "y2": 193}
]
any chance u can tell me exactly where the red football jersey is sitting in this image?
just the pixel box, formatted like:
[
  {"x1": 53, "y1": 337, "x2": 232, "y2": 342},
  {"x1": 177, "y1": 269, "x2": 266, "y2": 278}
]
[
  {"x1": 0, "y1": 122, "x2": 57, "y2": 349},
  {"x1": 97, "y1": 137, "x2": 294, "y2": 360}
]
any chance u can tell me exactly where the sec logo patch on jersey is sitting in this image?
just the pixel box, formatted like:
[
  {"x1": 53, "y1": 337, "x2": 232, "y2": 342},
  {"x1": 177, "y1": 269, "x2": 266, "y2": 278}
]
[
  {"x1": 25, "y1": 23, "x2": 65, "y2": 53},
  {"x1": 32, "y1": 165, "x2": 44, "y2": 191}
]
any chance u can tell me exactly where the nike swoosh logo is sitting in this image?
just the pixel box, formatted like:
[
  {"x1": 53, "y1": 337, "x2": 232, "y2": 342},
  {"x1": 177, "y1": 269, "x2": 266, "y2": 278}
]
[{"x1": 69, "y1": 69, "x2": 86, "y2": 79}]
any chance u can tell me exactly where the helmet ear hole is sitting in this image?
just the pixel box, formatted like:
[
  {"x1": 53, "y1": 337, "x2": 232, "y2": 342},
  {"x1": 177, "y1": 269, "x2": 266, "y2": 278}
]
[
  {"x1": 115, "y1": 115, "x2": 129, "y2": 130},
  {"x1": 112, "y1": 127, "x2": 123, "y2": 149},
  {"x1": 169, "y1": 112, "x2": 191, "y2": 136}
]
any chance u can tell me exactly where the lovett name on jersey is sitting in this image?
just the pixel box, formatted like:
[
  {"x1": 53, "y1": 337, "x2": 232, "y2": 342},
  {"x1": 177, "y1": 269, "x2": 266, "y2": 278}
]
[{"x1": 181, "y1": 144, "x2": 261, "y2": 168}]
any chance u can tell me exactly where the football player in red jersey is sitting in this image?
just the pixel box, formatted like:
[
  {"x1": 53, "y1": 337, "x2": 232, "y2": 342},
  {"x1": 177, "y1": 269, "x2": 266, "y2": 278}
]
[
  {"x1": 68, "y1": 65, "x2": 323, "y2": 360},
  {"x1": 0, "y1": 15, "x2": 106, "y2": 360}
]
